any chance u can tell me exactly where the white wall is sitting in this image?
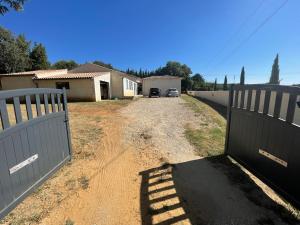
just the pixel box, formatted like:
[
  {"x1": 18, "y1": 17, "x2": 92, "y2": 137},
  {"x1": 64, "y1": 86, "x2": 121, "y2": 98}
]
[
  {"x1": 123, "y1": 77, "x2": 137, "y2": 97},
  {"x1": 187, "y1": 90, "x2": 300, "y2": 125},
  {"x1": 187, "y1": 91, "x2": 228, "y2": 106},
  {"x1": 143, "y1": 78, "x2": 181, "y2": 96}
]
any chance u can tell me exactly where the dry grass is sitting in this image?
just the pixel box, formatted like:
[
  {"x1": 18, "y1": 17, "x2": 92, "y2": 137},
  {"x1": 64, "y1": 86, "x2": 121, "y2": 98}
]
[
  {"x1": 0, "y1": 100, "x2": 132, "y2": 225},
  {"x1": 181, "y1": 95, "x2": 226, "y2": 157}
]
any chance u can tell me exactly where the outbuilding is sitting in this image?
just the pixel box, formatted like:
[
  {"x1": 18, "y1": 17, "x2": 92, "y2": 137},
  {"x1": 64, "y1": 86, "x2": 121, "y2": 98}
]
[{"x1": 142, "y1": 75, "x2": 182, "y2": 97}]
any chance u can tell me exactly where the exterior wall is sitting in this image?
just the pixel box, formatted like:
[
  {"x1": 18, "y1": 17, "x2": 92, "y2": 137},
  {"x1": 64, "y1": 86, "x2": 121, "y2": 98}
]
[
  {"x1": 37, "y1": 79, "x2": 95, "y2": 101},
  {"x1": 187, "y1": 90, "x2": 300, "y2": 125},
  {"x1": 111, "y1": 71, "x2": 138, "y2": 98},
  {"x1": 143, "y1": 78, "x2": 181, "y2": 96},
  {"x1": 111, "y1": 71, "x2": 123, "y2": 98},
  {"x1": 0, "y1": 76, "x2": 36, "y2": 90},
  {"x1": 93, "y1": 73, "x2": 111, "y2": 101},
  {"x1": 123, "y1": 77, "x2": 137, "y2": 97}
]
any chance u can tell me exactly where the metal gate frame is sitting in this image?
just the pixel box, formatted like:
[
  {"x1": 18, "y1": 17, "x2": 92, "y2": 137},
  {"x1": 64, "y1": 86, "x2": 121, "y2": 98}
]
[
  {"x1": 225, "y1": 84, "x2": 300, "y2": 208},
  {"x1": 0, "y1": 88, "x2": 72, "y2": 219}
]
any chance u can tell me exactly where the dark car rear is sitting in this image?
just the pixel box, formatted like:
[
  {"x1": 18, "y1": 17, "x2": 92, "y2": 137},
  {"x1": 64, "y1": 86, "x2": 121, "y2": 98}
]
[{"x1": 149, "y1": 88, "x2": 161, "y2": 97}]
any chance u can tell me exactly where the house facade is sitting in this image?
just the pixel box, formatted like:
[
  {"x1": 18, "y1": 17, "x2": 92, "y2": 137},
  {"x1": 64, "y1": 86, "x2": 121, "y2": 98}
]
[
  {"x1": 69, "y1": 63, "x2": 141, "y2": 99},
  {"x1": 0, "y1": 64, "x2": 141, "y2": 101}
]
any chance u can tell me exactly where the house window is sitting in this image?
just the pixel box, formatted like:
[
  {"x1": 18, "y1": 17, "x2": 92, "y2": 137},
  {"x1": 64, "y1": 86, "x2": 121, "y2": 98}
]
[{"x1": 56, "y1": 82, "x2": 70, "y2": 89}]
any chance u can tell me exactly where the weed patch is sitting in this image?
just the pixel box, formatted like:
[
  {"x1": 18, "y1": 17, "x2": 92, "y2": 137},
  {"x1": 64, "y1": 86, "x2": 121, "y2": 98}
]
[
  {"x1": 65, "y1": 218, "x2": 75, "y2": 225},
  {"x1": 78, "y1": 175, "x2": 89, "y2": 190}
]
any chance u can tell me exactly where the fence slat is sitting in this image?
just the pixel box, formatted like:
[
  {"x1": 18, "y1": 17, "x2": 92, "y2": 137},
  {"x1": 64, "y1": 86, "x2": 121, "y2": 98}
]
[
  {"x1": 25, "y1": 95, "x2": 33, "y2": 120},
  {"x1": 263, "y1": 90, "x2": 271, "y2": 114},
  {"x1": 43, "y1": 94, "x2": 49, "y2": 115},
  {"x1": 240, "y1": 90, "x2": 245, "y2": 109},
  {"x1": 273, "y1": 92, "x2": 283, "y2": 119},
  {"x1": 246, "y1": 89, "x2": 252, "y2": 110},
  {"x1": 57, "y1": 94, "x2": 62, "y2": 111},
  {"x1": 51, "y1": 93, "x2": 56, "y2": 113},
  {"x1": 35, "y1": 94, "x2": 42, "y2": 117},
  {"x1": 0, "y1": 100, "x2": 10, "y2": 129},
  {"x1": 286, "y1": 93, "x2": 297, "y2": 123},
  {"x1": 234, "y1": 90, "x2": 239, "y2": 108},
  {"x1": 13, "y1": 97, "x2": 22, "y2": 123},
  {"x1": 254, "y1": 89, "x2": 261, "y2": 112}
]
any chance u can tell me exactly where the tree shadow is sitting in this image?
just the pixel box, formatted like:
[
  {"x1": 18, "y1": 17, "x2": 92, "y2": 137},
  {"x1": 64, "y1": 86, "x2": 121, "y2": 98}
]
[{"x1": 139, "y1": 155, "x2": 299, "y2": 225}]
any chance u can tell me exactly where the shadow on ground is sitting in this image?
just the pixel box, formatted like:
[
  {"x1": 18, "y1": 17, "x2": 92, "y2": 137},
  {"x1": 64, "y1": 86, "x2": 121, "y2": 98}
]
[
  {"x1": 140, "y1": 155, "x2": 299, "y2": 225},
  {"x1": 193, "y1": 96, "x2": 227, "y2": 119}
]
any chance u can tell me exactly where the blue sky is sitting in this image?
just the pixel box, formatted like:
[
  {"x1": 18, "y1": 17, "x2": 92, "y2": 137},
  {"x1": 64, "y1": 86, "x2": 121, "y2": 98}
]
[{"x1": 1, "y1": 0, "x2": 299, "y2": 84}]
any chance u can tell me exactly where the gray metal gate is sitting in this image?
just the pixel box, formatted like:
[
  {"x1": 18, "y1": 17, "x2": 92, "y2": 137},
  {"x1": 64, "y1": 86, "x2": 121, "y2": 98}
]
[
  {"x1": 225, "y1": 84, "x2": 300, "y2": 207},
  {"x1": 0, "y1": 88, "x2": 72, "y2": 219}
]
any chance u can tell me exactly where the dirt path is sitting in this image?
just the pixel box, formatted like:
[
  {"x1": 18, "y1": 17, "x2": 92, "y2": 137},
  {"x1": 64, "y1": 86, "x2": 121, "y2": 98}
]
[{"x1": 40, "y1": 108, "x2": 142, "y2": 225}]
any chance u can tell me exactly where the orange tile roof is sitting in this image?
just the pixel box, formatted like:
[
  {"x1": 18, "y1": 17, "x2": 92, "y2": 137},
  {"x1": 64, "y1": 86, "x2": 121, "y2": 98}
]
[{"x1": 34, "y1": 72, "x2": 107, "y2": 80}]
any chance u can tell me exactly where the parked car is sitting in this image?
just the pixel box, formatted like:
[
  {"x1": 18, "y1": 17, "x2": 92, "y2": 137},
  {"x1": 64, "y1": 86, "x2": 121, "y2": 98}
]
[
  {"x1": 167, "y1": 88, "x2": 179, "y2": 97},
  {"x1": 149, "y1": 88, "x2": 161, "y2": 98}
]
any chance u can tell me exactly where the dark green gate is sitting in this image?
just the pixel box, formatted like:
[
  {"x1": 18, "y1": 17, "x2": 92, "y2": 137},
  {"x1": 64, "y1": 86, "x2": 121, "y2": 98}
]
[{"x1": 225, "y1": 84, "x2": 300, "y2": 207}]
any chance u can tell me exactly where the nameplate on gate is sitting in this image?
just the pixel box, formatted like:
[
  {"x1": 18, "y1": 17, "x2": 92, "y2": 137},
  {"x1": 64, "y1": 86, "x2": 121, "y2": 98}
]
[
  {"x1": 9, "y1": 154, "x2": 38, "y2": 175},
  {"x1": 259, "y1": 149, "x2": 287, "y2": 167}
]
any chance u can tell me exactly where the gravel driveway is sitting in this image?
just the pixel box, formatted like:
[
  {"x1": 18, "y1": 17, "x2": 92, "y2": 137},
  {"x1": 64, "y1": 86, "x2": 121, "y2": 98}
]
[
  {"x1": 121, "y1": 97, "x2": 201, "y2": 163},
  {"x1": 120, "y1": 97, "x2": 299, "y2": 225}
]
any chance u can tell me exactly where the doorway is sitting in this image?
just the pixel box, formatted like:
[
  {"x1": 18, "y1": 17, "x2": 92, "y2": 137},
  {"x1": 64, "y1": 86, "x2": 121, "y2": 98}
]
[{"x1": 100, "y1": 81, "x2": 109, "y2": 100}]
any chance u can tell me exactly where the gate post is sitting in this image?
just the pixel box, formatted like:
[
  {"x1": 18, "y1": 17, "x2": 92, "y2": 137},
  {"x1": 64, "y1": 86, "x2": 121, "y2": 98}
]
[
  {"x1": 224, "y1": 84, "x2": 234, "y2": 154},
  {"x1": 62, "y1": 88, "x2": 73, "y2": 160}
]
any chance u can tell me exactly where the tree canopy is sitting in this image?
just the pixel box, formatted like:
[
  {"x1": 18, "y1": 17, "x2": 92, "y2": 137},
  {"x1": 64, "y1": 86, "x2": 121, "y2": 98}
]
[
  {"x1": 269, "y1": 54, "x2": 280, "y2": 84},
  {"x1": 0, "y1": 26, "x2": 52, "y2": 73},
  {"x1": 191, "y1": 73, "x2": 205, "y2": 90},
  {"x1": 30, "y1": 43, "x2": 50, "y2": 70},
  {"x1": 0, "y1": 0, "x2": 26, "y2": 15},
  {"x1": 0, "y1": 26, "x2": 31, "y2": 73},
  {"x1": 155, "y1": 61, "x2": 192, "y2": 78},
  {"x1": 52, "y1": 60, "x2": 78, "y2": 70},
  {"x1": 93, "y1": 60, "x2": 114, "y2": 69}
]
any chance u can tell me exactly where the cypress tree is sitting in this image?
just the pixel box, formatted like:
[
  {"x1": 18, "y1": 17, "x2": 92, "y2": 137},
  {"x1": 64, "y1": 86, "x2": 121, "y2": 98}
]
[
  {"x1": 269, "y1": 54, "x2": 280, "y2": 84},
  {"x1": 223, "y1": 76, "x2": 228, "y2": 90},
  {"x1": 240, "y1": 66, "x2": 245, "y2": 85},
  {"x1": 214, "y1": 78, "x2": 217, "y2": 91}
]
